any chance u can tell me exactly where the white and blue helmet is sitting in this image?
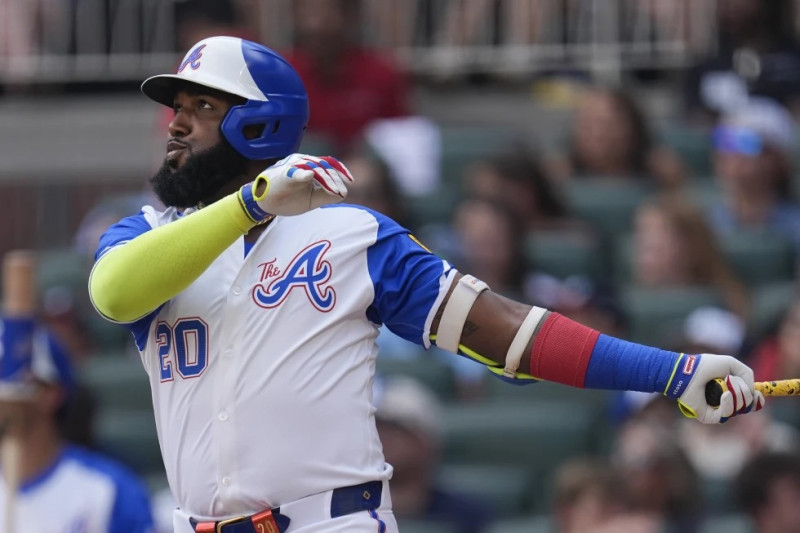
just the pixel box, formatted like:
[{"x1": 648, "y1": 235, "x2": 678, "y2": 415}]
[{"x1": 141, "y1": 36, "x2": 309, "y2": 160}]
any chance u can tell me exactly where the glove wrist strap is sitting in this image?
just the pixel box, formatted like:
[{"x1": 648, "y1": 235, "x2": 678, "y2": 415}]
[
  {"x1": 238, "y1": 180, "x2": 273, "y2": 224},
  {"x1": 663, "y1": 353, "x2": 700, "y2": 399}
]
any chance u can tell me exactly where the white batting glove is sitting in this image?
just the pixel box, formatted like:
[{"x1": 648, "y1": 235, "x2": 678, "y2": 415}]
[
  {"x1": 238, "y1": 154, "x2": 354, "y2": 220},
  {"x1": 664, "y1": 353, "x2": 765, "y2": 424}
]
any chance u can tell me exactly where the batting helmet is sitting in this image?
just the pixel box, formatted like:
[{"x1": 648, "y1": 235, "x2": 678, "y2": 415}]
[{"x1": 141, "y1": 36, "x2": 309, "y2": 160}]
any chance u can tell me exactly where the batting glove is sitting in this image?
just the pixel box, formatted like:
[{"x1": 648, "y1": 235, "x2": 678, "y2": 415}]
[
  {"x1": 664, "y1": 353, "x2": 765, "y2": 424},
  {"x1": 238, "y1": 154, "x2": 354, "y2": 221}
]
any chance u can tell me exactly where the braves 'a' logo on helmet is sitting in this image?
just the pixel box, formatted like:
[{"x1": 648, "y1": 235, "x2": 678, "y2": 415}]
[
  {"x1": 252, "y1": 240, "x2": 336, "y2": 312},
  {"x1": 178, "y1": 43, "x2": 206, "y2": 73}
]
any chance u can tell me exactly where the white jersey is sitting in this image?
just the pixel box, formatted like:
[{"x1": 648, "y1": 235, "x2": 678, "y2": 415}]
[
  {"x1": 96, "y1": 204, "x2": 454, "y2": 521},
  {"x1": 0, "y1": 445, "x2": 154, "y2": 533}
]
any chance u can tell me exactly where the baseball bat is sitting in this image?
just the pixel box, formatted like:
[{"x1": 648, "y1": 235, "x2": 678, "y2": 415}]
[
  {"x1": 1, "y1": 250, "x2": 36, "y2": 533},
  {"x1": 705, "y1": 378, "x2": 800, "y2": 408}
]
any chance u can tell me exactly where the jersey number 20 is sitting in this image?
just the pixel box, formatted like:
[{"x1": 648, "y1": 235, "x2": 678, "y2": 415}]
[{"x1": 155, "y1": 318, "x2": 209, "y2": 381}]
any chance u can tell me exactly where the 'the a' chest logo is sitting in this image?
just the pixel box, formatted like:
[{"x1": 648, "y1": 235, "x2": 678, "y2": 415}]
[{"x1": 252, "y1": 240, "x2": 336, "y2": 311}]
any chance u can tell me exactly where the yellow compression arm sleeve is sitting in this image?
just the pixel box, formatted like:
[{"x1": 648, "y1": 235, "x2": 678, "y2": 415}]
[{"x1": 89, "y1": 193, "x2": 258, "y2": 323}]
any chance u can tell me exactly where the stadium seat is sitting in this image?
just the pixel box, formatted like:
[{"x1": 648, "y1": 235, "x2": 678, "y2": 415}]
[
  {"x1": 747, "y1": 281, "x2": 797, "y2": 340},
  {"x1": 403, "y1": 186, "x2": 460, "y2": 230},
  {"x1": 487, "y1": 516, "x2": 553, "y2": 533},
  {"x1": 436, "y1": 464, "x2": 532, "y2": 517},
  {"x1": 720, "y1": 231, "x2": 795, "y2": 287},
  {"x1": 440, "y1": 399, "x2": 601, "y2": 505},
  {"x1": 438, "y1": 126, "x2": 519, "y2": 189},
  {"x1": 700, "y1": 514, "x2": 754, "y2": 533},
  {"x1": 393, "y1": 519, "x2": 456, "y2": 533},
  {"x1": 79, "y1": 352, "x2": 152, "y2": 410},
  {"x1": 93, "y1": 407, "x2": 163, "y2": 477},
  {"x1": 563, "y1": 180, "x2": 652, "y2": 238},
  {"x1": 657, "y1": 123, "x2": 713, "y2": 177},
  {"x1": 525, "y1": 229, "x2": 606, "y2": 279},
  {"x1": 621, "y1": 286, "x2": 725, "y2": 346},
  {"x1": 376, "y1": 355, "x2": 457, "y2": 401}
]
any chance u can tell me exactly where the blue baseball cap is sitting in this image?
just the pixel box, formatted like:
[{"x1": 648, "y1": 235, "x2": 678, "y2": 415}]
[{"x1": 0, "y1": 321, "x2": 76, "y2": 400}]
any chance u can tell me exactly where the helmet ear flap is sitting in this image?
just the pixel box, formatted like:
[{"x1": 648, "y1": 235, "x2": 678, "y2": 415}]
[{"x1": 221, "y1": 99, "x2": 307, "y2": 160}]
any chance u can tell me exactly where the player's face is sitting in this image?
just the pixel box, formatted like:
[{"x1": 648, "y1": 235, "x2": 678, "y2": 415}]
[
  {"x1": 150, "y1": 88, "x2": 249, "y2": 208},
  {"x1": 166, "y1": 89, "x2": 230, "y2": 169}
]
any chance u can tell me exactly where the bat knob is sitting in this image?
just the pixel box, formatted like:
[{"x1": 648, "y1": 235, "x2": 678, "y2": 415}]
[{"x1": 705, "y1": 378, "x2": 726, "y2": 408}]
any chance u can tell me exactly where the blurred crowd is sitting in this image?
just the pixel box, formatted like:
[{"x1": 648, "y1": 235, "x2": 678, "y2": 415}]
[{"x1": 10, "y1": 0, "x2": 800, "y2": 532}]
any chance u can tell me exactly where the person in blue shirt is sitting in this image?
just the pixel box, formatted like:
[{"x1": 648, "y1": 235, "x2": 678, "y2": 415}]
[{"x1": 0, "y1": 324, "x2": 154, "y2": 533}]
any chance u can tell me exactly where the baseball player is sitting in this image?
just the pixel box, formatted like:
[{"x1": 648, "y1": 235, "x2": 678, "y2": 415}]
[
  {"x1": 88, "y1": 36, "x2": 765, "y2": 533},
  {"x1": 0, "y1": 324, "x2": 154, "y2": 532}
]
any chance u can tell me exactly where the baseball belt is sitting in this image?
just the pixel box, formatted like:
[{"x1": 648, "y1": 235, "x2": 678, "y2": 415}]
[{"x1": 190, "y1": 480, "x2": 383, "y2": 533}]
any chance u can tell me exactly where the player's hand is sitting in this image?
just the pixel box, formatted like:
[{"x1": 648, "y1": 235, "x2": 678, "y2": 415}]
[
  {"x1": 238, "y1": 154, "x2": 354, "y2": 220},
  {"x1": 664, "y1": 353, "x2": 765, "y2": 424}
]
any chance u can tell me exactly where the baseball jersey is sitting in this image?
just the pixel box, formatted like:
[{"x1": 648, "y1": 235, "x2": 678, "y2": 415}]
[
  {"x1": 95, "y1": 204, "x2": 455, "y2": 520},
  {"x1": 0, "y1": 445, "x2": 154, "y2": 533}
]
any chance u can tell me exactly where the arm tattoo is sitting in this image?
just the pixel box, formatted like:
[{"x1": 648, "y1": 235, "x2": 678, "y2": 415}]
[{"x1": 461, "y1": 320, "x2": 479, "y2": 338}]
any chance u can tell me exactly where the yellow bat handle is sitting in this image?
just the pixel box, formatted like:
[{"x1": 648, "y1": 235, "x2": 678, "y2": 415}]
[
  {"x1": 756, "y1": 379, "x2": 800, "y2": 397},
  {"x1": 705, "y1": 378, "x2": 800, "y2": 407}
]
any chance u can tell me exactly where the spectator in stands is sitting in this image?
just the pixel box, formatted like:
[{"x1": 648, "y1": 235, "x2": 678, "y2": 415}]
[
  {"x1": 525, "y1": 274, "x2": 627, "y2": 338},
  {"x1": 448, "y1": 196, "x2": 529, "y2": 301},
  {"x1": 340, "y1": 151, "x2": 412, "y2": 230},
  {"x1": 748, "y1": 299, "x2": 800, "y2": 383},
  {"x1": 549, "y1": 87, "x2": 686, "y2": 189},
  {"x1": 464, "y1": 148, "x2": 575, "y2": 233},
  {"x1": 709, "y1": 97, "x2": 800, "y2": 256},
  {"x1": 611, "y1": 418, "x2": 702, "y2": 532},
  {"x1": 173, "y1": 0, "x2": 254, "y2": 52},
  {"x1": 374, "y1": 375, "x2": 493, "y2": 533},
  {"x1": 632, "y1": 194, "x2": 749, "y2": 319},
  {"x1": 551, "y1": 458, "x2": 631, "y2": 533},
  {"x1": 686, "y1": 0, "x2": 800, "y2": 121},
  {"x1": 735, "y1": 451, "x2": 800, "y2": 533},
  {"x1": 283, "y1": 0, "x2": 411, "y2": 152},
  {"x1": 0, "y1": 323, "x2": 154, "y2": 532}
]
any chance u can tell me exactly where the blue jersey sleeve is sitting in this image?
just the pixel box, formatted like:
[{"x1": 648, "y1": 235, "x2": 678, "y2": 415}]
[
  {"x1": 65, "y1": 446, "x2": 155, "y2": 533},
  {"x1": 93, "y1": 212, "x2": 160, "y2": 349},
  {"x1": 108, "y1": 467, "x2": 155, "y2": 533},
  {"x1": 366, "y1": 211, "x2": 454, "y2": 347},
  {"x1": 95, "y1": 212, "x2": 152, "y2": 261}
]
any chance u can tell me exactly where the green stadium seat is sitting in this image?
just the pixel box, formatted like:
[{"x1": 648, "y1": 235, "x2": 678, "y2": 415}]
[
  {"x1": 525, "y1": 230, "x2": 606, "y2": 279},
  {"x1": 403, "y1": 187, "x2": 460, "y2": 229},
  {"x1": 564, "y1": 180, "x2": 652, "y2": 238},
  {"x1": 657, "y1": 123, "x2": 713, "y2": 177},
  {"x1": 437, "y1": 464, "x2": 532, "y2": 517},
  {"x1": 439, "y1": 126, "x2": 518, "y2": 189},
  {"x1": 376, "y1": 356, "x2": 457, "y2": 401},
  {"x1": 394, "y1": 519, "x2": 456, "y2": 533},
  {"x1": 440, "y1": 400, "x2": 601, "y2": 494},
  {"x1": 748, "y1": 281, "x2": 797, "y2": 340},
  {"x1": 621, "y1": 286, "x2": 725, "y2": 346},
  {"x1": 93, "y1": 407, "x2": 163, "y2": 476},
  {"x1": 488, "y1": 516, "x2": 553, "y2": 533},
  {"x1": 700, "y1": 514, "x2": 754, "y2": 533},
  {"x1": 720, "y1": 231, "x2": 795, "y2": 287},
  {"x1": 79, "y1": 353, "x2": 152, "y2": 410},
  {"x1": 484, "y1": 378, "x2": 611, "y2": 410}
]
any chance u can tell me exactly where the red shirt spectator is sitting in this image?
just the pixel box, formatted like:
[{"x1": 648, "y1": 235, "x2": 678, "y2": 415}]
[{"x1": 283, "y1": 47, "x2": 409, "y2": 151}]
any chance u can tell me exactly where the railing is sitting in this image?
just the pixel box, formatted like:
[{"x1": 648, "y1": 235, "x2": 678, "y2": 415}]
[{"x1": 1, "y1": 0, "x2": 720, "y2": 85}]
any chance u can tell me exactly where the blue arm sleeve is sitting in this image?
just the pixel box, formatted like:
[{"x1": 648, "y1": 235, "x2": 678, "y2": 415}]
[
  {"x1": 585, "y1": 334, "x2": 681, "y2": 393},
  {"x1": 366, "y1": 211, "x2": 453, "y2": 346}
]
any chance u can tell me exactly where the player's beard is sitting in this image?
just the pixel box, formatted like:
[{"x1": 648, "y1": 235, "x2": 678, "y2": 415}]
[{"x1": 149, "y1": 139, "x2": 249, "y2": 209}]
